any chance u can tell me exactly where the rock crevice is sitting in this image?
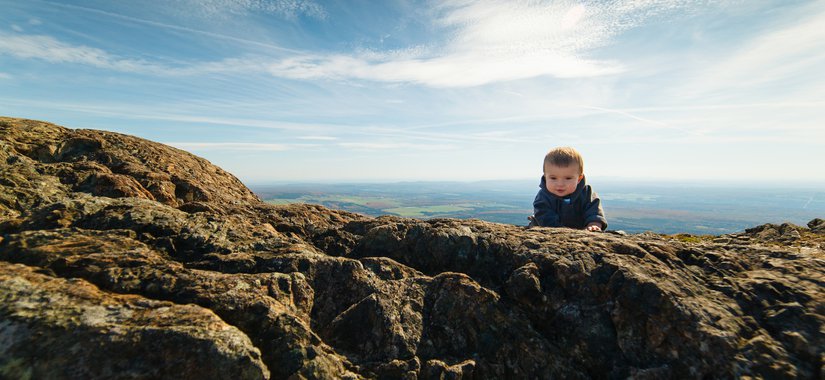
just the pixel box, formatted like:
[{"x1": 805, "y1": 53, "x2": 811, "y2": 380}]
[{"x1": 1, "y1": 117, "x2": 823, "y2": 379}]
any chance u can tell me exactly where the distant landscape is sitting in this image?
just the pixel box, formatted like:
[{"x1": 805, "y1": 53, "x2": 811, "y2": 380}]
[{"x1": 250, "y1": 180, "x2": 825, "y2": 235}]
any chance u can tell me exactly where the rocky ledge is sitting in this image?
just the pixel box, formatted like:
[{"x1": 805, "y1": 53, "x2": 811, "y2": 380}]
[{"x1": 1, "y1": 117, "x2": 822, "y2": 379}]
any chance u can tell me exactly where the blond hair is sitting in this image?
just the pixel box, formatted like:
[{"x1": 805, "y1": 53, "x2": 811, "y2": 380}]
[{"x1": 543, "y1": 147, "x2": 584, "y2": 174}]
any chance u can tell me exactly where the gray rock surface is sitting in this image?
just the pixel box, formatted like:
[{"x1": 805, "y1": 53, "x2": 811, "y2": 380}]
[
  {"x1": 1, "y1": 117, "x2": 823, "y2": 379},
  {"x1": 0, "y1": 262, "x2": 269, "y2": 380}
]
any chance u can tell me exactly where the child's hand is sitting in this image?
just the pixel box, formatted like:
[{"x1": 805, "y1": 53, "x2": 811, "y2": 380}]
[{"x1": 585, "y1": 222, "x2": 603, "y2": 232}]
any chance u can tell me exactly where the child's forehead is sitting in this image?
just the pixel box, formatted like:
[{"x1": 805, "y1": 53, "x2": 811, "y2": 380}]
[{"x1": 544, "y1": 163, "x2": 580, "y2": 173}]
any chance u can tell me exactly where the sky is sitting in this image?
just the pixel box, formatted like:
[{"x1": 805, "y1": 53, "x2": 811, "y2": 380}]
[{"x1": 1, "y1": 0, "x2": 824, "y2": 184}]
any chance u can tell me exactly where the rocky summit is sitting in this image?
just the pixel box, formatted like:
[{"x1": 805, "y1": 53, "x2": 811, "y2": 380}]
[{"x1": 0, "y1": 116, "x2": 822, "y2": 380}]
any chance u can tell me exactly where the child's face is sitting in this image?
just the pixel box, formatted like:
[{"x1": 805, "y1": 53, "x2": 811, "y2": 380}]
[{"x1": 544, "y1": 163, "x2": 583, "y2": 197}]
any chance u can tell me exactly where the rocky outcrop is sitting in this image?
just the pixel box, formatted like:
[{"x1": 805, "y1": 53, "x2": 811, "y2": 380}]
[
  {"x1": 0, "y1": 262, "x2": 269, "y2": 380},
  {"x1": 1, "y1": 117, "x2": 823, "y2": 379}
]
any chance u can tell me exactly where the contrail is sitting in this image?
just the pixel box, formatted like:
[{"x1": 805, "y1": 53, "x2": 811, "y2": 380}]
[
  {"x1": 38, "y1": 0, "x2": 305, "y2": 54},
  {"x1": 802, "y1": 195, "x2": 815, "y2": 209},
  {"x1": 578, "y1": 105, "x2": 704, "y2": 137}
]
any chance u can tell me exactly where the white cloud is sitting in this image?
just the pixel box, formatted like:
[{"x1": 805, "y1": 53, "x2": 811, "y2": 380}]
[
  {"x1": 297, "y1": 135, "x2": 338, "y2": 141},
  {"x1": 174, "y1": 0, "x2": 326, "y2": 20},
  {"x1": 265, "y1": 0, "x2": 702, "y2": 87},
  {"x1": 0, "y1": 33, "x2": 268, "y2": 76},
  {"x1": 41, "y1": 1, "x2": 304, "y2": 53},
  {"x1": 268, "y1": 50, "x2": 620, "y2": 87},
  {"x1": 11, "y1": 24, "x2": 23, "y2": 32},
  {"x1": 165, "y1": 142, "x2": 290, "y2": 151},
  {"x1": 338, "y1": 142, "x2": 455, "y2": 151},
  {"x1": 0, "y1": 73, "x2": 10, "y2": 79},
  {"x1": 678, "y1": 3, "x2": 825, "y2": 99},
  {"x1": 404, "y1": 128, "x2": 533, "y2": 144},
  {"x1": 577, "y1": 105, "x2": 704, "y2": 137},
  {"x1": 0, "y1": 96, "x2": 338, "y2": 133},
  {"x1": 2, "y1": 1, "x2": 704, "y2": 88},
  {"x1": 143, "y1": 115, "x2": 331, "y2": 132},
  {"x1": 0, "y1": 33, "x2": 165, "y2": 73}
]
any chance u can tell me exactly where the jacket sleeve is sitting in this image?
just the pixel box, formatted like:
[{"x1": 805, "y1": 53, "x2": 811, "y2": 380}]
[
  {"x1": 582, "y1": 188, "x2": 608, "y2": 230},
  {"x1": 533, "y1": 192, "x2": 562, "y2": 227}
]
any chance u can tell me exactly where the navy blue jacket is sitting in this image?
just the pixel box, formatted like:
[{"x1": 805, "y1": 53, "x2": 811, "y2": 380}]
[{"x1": 532, "y1": 175, "x2": 607, "y2": 229}]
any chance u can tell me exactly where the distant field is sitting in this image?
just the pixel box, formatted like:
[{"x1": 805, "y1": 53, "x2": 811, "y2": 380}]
[
  {"x1": 384, "y1": 205, "x2": 472, "y2": 218},
  {"x1": 252, "y1": 180, "x2": 825, "y2": 235}
]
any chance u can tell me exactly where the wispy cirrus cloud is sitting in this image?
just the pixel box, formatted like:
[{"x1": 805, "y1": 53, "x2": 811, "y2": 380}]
[
  {"x1": 42, "y1": 0, "x2": 326, "y2": 22},
  {"x1": 297, "y1": 135, "x2": 338, "y2": 141},
  {"x1": 267, "y1": 50, "x2": 620, "y2": 87},
  {"x1": 266, "y1": 0, "x2": 704, "y2": 87},
  {"x1": 165, "y1": 142, "x2": 292, "y2": 151},
  {"x1": 40, "y1": 1, "x2": 306, "y2": 53},
  {"x1": 0, "y1": 33, "x2": 164, "y2": 73},
  {"x1": 337, "y1": 142, "x2": 456, "y2": 151},
  {"x1": 678, "y1": 2, "x2": 825, "y2": 99},
  {"x1": 173, "y1": 0, "x2": 326, "y2": 20},
  {"x1": 166, "y1": 140, "x2": 456, "y2": 152},
  {"x1": 3, "y1": 1, "x2": 706, "y2": 88},
  {"x1": 0, "y1": 33, "x2": 268, "y2": 75},
  {"x1": 0, "y1": 96, "x2": 335, "y2": 133}
]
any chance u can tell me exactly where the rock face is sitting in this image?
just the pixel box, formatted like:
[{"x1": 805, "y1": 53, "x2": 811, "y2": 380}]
[{"x1": 1, "y1": 116, "x2": 823, "y2": 379}]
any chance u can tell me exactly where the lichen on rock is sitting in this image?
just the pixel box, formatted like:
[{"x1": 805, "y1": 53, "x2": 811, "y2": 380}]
[{"x1": 1, "y1": 117, "x2": 823, "y2": 379}]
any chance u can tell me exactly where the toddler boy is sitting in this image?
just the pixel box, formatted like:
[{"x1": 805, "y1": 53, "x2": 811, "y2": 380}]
[{"x1": 530, "y1": 147, "x2": 607, "y2": 231}]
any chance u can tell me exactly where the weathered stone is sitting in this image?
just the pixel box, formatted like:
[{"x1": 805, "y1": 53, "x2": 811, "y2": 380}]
[
  {"x1": 808, "y1": 218, "x2": 825, "y2": 233},
  {"x1": 1, "y1": 116, "x2": 822, "y2": 379},
  {"x1": 0, "y1": 262, "x2": 270, "y2": 380}
]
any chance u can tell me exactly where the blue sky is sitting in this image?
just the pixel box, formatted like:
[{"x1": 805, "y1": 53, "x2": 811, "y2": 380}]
[{"x1": 2, "y1": 0, "x2": 824, "y2": 184}]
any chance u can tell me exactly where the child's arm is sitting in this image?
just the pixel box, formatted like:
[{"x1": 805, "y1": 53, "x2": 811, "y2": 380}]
[
  {"x1": 582, "y1": 188, "x2": 607, "y2": 231},
  {"x1": 532, "y1": 193, "x2": 562, "y2": 227}
]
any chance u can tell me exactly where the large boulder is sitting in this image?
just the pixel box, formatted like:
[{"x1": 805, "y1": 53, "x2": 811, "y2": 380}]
[
  {"x1": 1, "y1": 117, "x2": 822, "y2": 379},
  {"x1": 0, "y1": 262, "x2": 269, "y2": 380}
]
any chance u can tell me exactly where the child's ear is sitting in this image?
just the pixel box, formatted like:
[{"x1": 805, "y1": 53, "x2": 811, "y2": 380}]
[{"x1": 578, "y1": 174, "x2": 584, "y2": 181}]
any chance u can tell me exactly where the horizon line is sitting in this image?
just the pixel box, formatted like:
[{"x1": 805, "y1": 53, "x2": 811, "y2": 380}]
[{"x1": 243, "y1": 177, "x2": 825, "y2": 188}]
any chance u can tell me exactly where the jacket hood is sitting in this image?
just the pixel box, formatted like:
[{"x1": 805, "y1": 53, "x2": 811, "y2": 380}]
[{"x1": 538, "y1": 175, "x2": 587, "y2": 201}]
